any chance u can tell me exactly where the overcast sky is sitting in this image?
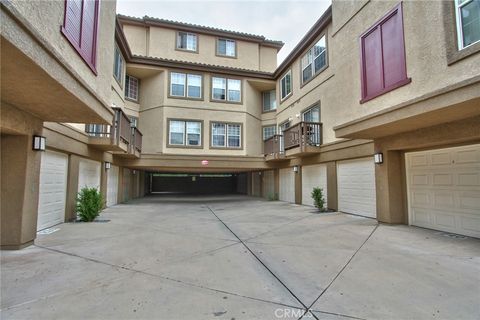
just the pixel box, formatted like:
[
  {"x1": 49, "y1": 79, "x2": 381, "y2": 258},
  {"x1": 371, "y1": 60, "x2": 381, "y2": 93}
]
[{"x1": 116, "y1": 0, "x2": 331, "y2": 64}]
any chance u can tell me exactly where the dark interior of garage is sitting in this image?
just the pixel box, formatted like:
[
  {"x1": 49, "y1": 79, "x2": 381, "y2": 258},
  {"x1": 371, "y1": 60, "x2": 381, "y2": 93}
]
[{"x1": 148, "y1": 173, "x2": 248, "y2": 195}]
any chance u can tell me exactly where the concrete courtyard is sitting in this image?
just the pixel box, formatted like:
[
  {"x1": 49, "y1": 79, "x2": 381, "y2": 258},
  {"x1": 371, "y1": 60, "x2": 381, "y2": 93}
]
[{"x1": 1, "y1": 195, "x2": 479, "y2": 320}]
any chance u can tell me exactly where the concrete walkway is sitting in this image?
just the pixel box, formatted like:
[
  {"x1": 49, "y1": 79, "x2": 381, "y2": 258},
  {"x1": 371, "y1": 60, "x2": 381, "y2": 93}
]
[{"x1": 2, "y1": 195, "x2": 479, "y2": 319}]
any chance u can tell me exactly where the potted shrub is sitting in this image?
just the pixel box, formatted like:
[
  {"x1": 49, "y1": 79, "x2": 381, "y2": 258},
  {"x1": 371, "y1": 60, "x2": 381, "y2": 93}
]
[
  {"x1": 311, "y1": 187, "x2": 326, "y2": 212},
  {"x1": 76, "y1": 187, "x2": 104, "y2": 222}
]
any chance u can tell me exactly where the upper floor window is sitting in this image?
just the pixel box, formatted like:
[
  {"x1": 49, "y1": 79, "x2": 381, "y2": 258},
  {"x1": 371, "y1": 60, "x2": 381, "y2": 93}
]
[
  {"x1": 262, "y1": 90, "x2": 277, "y2": 112},
  {"x1": 170, "y1": 72, "x2": 202, "y2": 99},
  {"x1": 113, "y1": 45, "x2": 124, "y2": 85},
  {"x1": 177, "y1": 32, "x2": 198, "y2": 52},
  {"x1": 279, "y1": 120, "x2": 291, "y2": 132},
  {"x1": 455, "y1": 0, "x2": 480, "y2": 49},
  {"x1": 217, "y1": 38, "x2": 236, "y2": 57},
  {"x1": 301, "y1": 35, "x2": 327, "y2": 84},
  {"x1": 280, "y1": 70, "x2": 292, "y2": 101},
  {"x1": 212, "y1": 77, "x2": 241, "y2": 102},
  {"x1": 211, "y1": 122, "x2": 241, "y2": 148},
  {"x1": 61, "y1": 0, "x2": 99, "y2": 73},
  {"x1": 168, "y1": 120, "x2": 202, "y2": 147},
  {"x1": 359, "y1": 3, "x2": 410, "y2": 103},
  {"x1": 125, "y1": 75, "x2": 139, "y2": 101},
  {"x1": 263, "y1": 126, "x2": 276, "y2": 140},
  {"x1": 302, "y1": 105, "x2": 320, "y2": 122}
]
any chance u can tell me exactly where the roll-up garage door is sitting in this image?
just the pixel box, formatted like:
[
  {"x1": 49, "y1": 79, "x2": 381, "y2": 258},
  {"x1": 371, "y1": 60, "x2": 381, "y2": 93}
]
[
  {"x1": 279, "y1": 168, "x2": 295, "y2": 203},
  {"x1": 78, "y1": 159, "x2": 101, "y2": 191},
  {"x1": 107, "y1": 165, "x2": 119, "y2": 207},
  {"x1": 406, "y1": 144, "x2": 480, "y2": 238},
  {"x1": 302, "y1": 164, "x2": 327, "y2": 207},
  {"x1": 337, "y1": 157, "x2": 376, "y2": 218},
  {"x1": 37, "y1": 151, "x2": 68, "y2": 231}
]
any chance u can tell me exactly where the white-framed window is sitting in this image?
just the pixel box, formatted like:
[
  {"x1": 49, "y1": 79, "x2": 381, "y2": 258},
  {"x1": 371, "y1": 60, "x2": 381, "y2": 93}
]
[
  {"x1": 279, "y1": 120, "x2": 291, "y2": 132},
  {"x1": 177, "y1": 32, "x2": 197, "y2": 51},
  {"x1": 211, "y1": 122, "x2": 241, "y2": 148},
  {"x1": 455, "y1": 0, "x2": 480, "y2": 49},
  {"x1": 170, "y1": 72, "x2": 202, "y2": 99},
  {"x1": 168, "y1": 120, "x2": 202, "y2": 146},
  {"x1": 302, "y1": 105, "x2": 320, "y2": 122},
  {"x1": 262, "y1": 90, "x2": 276, "y2": 112},
  {"x1": 125, "y1": 75, "x2": 139, "y2": 101},
  {"x1": 263, "y1": 126, "x2": 276, "y2": 140},
  {"x1": 280, "y1": 70, "x2": 292, "y2": 100},
  {"x1": 301, "y1": 35, "x2": 327, "y2": 83},
  {"x1": 113, "y1": 45, "x2": 124, "y2": 85},
  {"x1": 217, "y1": 38, "x2": 236, "y2": 57},
  {"x1": 212, "y1": 77, "x2": 241, "y2": 102}
]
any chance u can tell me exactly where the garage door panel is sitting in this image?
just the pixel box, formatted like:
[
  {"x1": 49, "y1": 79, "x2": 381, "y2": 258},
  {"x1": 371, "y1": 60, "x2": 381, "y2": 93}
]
[
  {"x1": 78, "y1": 159, "x2": 101, "y2": 191},
  {"x1": 279, "y1": 168, "x2": 295, "y2": 203},
  {"x1": 37, "y1": 151, "x2": 68, "y2": 231},
  {"x1": 107, "y1": 165, "x2": 119, "y2": 207},
  {"x1": 337, "y1": 158, "x2": 376, "y2": 218},
  {"x1": 407, "y1": 144, "x2": 480, "y2": 238},
  {"x1": 302, "y1": 164, "x2": 327, "y2": 207}
]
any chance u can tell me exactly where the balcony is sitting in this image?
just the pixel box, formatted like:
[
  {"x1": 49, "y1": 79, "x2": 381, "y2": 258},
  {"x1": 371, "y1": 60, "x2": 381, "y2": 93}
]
[
  {"x1": 263, "y1": 134, "x2": 285, "y2": 161},
  {"x1": 283, "y1": 122, "x2": 322, "y2": 157},
  {"x1": 86, "y1": 107, "x2": 142, "y2": 158}
]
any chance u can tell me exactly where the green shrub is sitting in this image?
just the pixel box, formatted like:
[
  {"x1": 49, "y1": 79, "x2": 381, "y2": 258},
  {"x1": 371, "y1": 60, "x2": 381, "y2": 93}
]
[
  {"x1": 267, "y1": 192, "x2": 279, "y2": 201},
  {"x1": 311, "y1": 187, "x2": 326, "y2": 212},
  {"x1": 76, "y1": 187, "x2": 103, "y2": 222}
]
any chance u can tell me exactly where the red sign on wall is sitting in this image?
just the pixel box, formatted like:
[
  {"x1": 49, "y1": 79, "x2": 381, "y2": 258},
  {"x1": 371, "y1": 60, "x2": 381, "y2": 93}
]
[{"x1": 201, "y1": 160, "x2": 209, "y2": 166}]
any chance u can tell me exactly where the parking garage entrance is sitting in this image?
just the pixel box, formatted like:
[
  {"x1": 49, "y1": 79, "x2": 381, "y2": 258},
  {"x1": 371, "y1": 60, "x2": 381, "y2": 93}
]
[{"x1": 149, "y1": 173, "x2": 248, "y2": 195}]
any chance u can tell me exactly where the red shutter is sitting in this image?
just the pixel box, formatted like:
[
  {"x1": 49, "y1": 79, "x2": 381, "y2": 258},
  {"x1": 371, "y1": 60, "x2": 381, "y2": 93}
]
[
  {"x1": 360, "y1": 3, "x2": 410, "y2": 102},
  {"x1": 62, "y1": 0, "x2": 99, "y2": 73}
]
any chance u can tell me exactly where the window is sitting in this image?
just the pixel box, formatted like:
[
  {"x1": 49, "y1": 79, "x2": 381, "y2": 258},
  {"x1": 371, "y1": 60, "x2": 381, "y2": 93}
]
[
  {"x1": 280, "y1": 70, "x2": 292, "y2": 101},
  {"x1": 113, "y1": 45, "x2": 124, "y2": 85},
  {"x1": 279, "y1": 120, "x2": 290, "y2": 132},
  {"x1": 61, "y1": 0, "x2": 99, "y2": 72},
  {"x1": 211, "y1": 123, "x2": 241, "y2": 148},
  {"x1": 129, "y1": 116, "x2": 138, "y2": 128},
  {"x1": 212, "y1": 77, "x2": 242, "y2": 102},
  {"x1": 217, "y1": 38, "x2": 236, "y2": 57},
  {"x1": 169, "y1": 72, "x2": 202, "y2": 99},
  {"x1": 455, "y1": 0, "x2": 480, "y2": 49},
  {"x1": 302, "y1": 106, "x2": 320, "y2": 122},
  {"x1": 176, "y1": 32, "x2": 198, "y2": 51},
  {"x1": 360, "y1": 3, "x2": 410, "y2": 103},
  {"x1": 262, "y1": 90, "x2": 277, "y2": 112},
  {"x1": 168, "y1": 120, "x2": 202, "y2": 146},
  {"x1": 301, "y1": 35, "x2": 327, "y2": 83},
  {"x1": 263, "y1": 126, "x2": 276, "y2": 140},
  {"x1": 125, "y1": 75, "x2": 139, "y2": 101}
]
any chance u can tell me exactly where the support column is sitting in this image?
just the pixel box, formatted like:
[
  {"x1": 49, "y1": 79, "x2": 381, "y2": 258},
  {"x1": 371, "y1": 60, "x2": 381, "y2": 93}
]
[
  {"x1": 100, "y1": 161, "x2": 108, "y2": 208},
  {"x1": 117, "y1": 167, "x2": 124, "y2": 203},
  {"x1": 295, "y1": 166, "x2": 302, "y2": 204},
  {"x1": 65, "y1": 155, "x2": 80, "y2": 221},
  {"x1": 375, "y1": 149, "x2": 407, "y2": 224},
  {"x1": 273, "y1": 168, "x2": 279, "y2": 199},
  {"x1": 1, "y1": 134, "x2": 41, "y2": 249},
  {"x1": 326, "y1": 161, "x2": 338, "y2": 211}
]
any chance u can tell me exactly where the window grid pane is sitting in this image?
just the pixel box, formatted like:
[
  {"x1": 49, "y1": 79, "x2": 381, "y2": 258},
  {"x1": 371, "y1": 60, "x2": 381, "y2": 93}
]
[
  {"x1": 125, "y1": 75, "x2": 139, "y2": 100},
  {"x1": 169, "y1": 120, "x2": 185, "y2": 145},
  {"x1": 187, "y1": 74, "x2": 202, "y2": 98},
  {"x1": 171, "y1": 72, "x2": 186, "y2": 97},
  {"x1": 227, "y1": 124, "x2": 241, "y2": 148},
  {"x1": 263, "y1": 126, "x2": 276, "y2": 140},
  {"x1": 186, "y1": 121, "x2": 201, "y2": 146},
  {"x1": 212, "y1": 77, "x2": 227, "y2": 100},
  {"x1": 212, "y1": 123, "x2": 226, "y2": 147},
  {"x1": 227, "y1": 79, "x2": 241, "y2": 102}
]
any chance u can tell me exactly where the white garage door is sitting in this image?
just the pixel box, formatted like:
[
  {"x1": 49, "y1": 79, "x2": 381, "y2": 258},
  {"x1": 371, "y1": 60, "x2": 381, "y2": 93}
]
[
  {"x1": 337, "y1": 157, "x2": 376, "y2": 218},
  {"x1": 107, "y1": 165, "x2": 119, "y2": 207},
  {"x1": 302, "y1": 164, "x2": 327, "y2": 207},
  {"x1": 406, "y1": 144, "x2": 480, "y2": 238},
  {"x1": 78, "y1": 159, "x2": 101, "y2": 191},
  {"x1": 37, "y1": 151, "x2": 68, "y2": 231},
  {"x1": 279, "y1": 168, "x2": 295, "y2": 203}
]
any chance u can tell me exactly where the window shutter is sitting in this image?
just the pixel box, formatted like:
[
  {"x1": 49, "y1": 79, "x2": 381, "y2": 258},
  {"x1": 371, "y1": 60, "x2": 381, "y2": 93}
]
[
  {"x1": 80, "y1": 0, "x2": 97, "y2": 65},
  {"x1": 63, "y1": 0, "x2": 83, "y2": 46},
  {"x1": 381, "y1": 9, "x2": 406, "y2": 88},
  {"x1": 362, "y1": 27, "x2": 383, "y2": 98}
]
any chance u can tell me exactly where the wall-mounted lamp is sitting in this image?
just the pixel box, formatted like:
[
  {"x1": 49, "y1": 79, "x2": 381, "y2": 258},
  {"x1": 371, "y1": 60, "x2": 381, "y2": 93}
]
[
  {"x1": 374, "y1": 153, "x2": 383, "y2": 164},
  {"x1": 258, "y1": 171, "x2": 262, "y2": 176},
  {"x1": 32, "y1": 135, "x2": 46, "y2": 151},
  {"x1": 105, "y1": 162, "x2": 111, "y2": 170},
  {"x1": 132, "y1": 170, "x2": 137, "y2": 175},
  {"x1": 293, "y1": 165, "x2": 299, "y2": 173}
]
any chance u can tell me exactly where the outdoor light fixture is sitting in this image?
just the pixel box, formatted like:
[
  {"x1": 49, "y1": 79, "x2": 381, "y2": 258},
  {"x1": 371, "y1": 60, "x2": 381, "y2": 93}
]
[
  {"x1": 293, "y1": 165, "x2": 299, "y2": 173},
  {"x1": 374, "y1": 153, "x2": 384, "y2": 164},
  {"x1": 132, "y1": 170, "x2": 137, "y2": 175},
  {"x1": 105, "y1": 162, "x2": 111, "y2": 170},
  {"x1": 32, "y1": 135, "x2": 46, "y2": 151}
]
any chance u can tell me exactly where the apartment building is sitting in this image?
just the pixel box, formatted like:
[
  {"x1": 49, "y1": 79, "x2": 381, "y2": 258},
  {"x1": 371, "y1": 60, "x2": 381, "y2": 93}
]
[{"x1": 1, "y1": 0, "x2": 479, "y2": 250}]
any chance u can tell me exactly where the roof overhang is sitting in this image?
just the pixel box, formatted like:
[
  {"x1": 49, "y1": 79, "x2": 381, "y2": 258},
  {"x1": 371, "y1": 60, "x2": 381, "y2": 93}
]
[{"x1": 334, "y1": 76, "x2": 480, "y2": 140}]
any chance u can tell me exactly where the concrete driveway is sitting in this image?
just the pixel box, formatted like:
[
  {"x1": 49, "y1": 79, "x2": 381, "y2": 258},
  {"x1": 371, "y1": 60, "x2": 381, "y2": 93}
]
[{"x1": 2, "y1": 195, "x2": 479, "y2": 320}]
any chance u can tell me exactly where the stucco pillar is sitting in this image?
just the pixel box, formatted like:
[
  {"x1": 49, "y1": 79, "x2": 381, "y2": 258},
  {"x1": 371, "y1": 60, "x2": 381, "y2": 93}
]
[
  {"x1": 100, "y1": 162, "x2": 108, "y2": 208},
  {"x1": 117, "y1": 167, "x2": 124, "y2": 203},
  {"x1": 1, "y1": 134, "x2": 41, "y2": 249},
  {"x1": 139, "y1": 171, "x2": 145, "y2": 197},
  {"x1": 295, "y1": 166, "x2": 302, "y2": 204},
  {"x1": 326, "y1": 161, "x2": 338, "y2": 211},
  {"x1": 273, "y1": 168, "x2": 279, "y2": 198},
  {"x1": 375, "y1": 149, "x2": 407, "y2": 224},
  {"x1": 65, "y1": 155, "x2": 80, "y2": 221}
]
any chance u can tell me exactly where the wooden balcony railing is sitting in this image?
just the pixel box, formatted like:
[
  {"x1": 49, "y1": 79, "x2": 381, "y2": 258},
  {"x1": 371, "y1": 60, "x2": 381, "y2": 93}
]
[
  {"x1": 131, "y1": 127, "x2": 143, "y2": 153},
  {"x1": 116, "y1": 108, "x2": 131, "y2": 145},
  {"x1": 283, "y1": 122, "x2": 322, "y2": 150},
  {"x1": 263, "y1": 134, "x2": 284, "y2": 155}
]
